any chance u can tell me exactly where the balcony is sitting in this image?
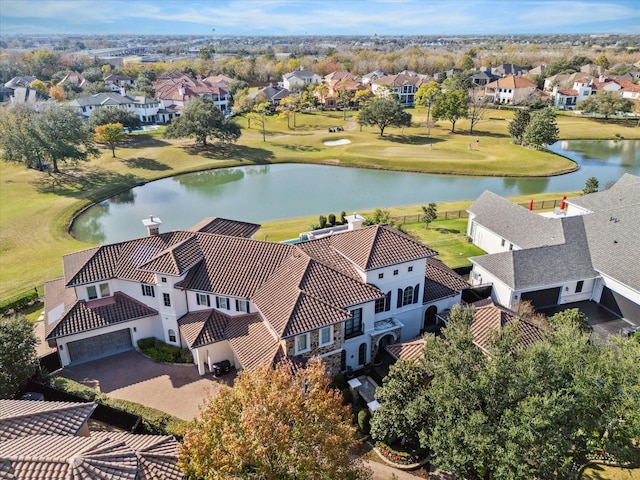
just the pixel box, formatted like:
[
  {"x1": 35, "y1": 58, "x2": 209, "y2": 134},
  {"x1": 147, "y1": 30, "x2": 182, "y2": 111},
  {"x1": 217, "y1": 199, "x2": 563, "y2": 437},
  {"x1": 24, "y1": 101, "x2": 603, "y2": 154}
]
[{"x1": 373, "y1": 317, "x2": 404, "y2": 334}]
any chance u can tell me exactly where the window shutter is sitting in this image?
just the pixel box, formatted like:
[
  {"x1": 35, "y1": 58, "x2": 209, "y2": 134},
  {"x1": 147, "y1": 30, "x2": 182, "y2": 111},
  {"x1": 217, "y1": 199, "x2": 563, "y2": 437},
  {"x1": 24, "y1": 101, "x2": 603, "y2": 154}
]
[
  {"x1": 141, "y1": 284, "x2": 145, "y2": 297},
  {"x1": 206, "y1": 295, "x2": 211, "y2": 307},
  {"x1": 151, "y1": 286, "x2": 155, "y2": 298},
  {"x1": 385, "y1": 292, "x2": 391, "y2": 311},
  {"x1": 226, "y1": 300, "x2": 230, "y2": 310},
  {"x1": 235, "y1": 299, "x2": 239, "y2": 311},
  {"x1": 413, "y1": 283, "x2": 420, "y2": 304},
  {"x1": 247, "y1": 303, "x2": 250, "y2": 313},
  {"x1": 215, "y1": 297, "x2": 219, "y2": 308},
  {"x1": 396, "y1": 289, "x2": 402, "y2": 308}
]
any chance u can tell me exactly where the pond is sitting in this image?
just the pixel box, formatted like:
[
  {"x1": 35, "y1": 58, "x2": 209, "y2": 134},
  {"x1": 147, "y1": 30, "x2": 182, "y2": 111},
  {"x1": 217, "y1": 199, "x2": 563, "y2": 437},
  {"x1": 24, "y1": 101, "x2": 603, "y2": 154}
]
[{"x1": 71, "y1": 140, "x2": 639, "y2": 244}]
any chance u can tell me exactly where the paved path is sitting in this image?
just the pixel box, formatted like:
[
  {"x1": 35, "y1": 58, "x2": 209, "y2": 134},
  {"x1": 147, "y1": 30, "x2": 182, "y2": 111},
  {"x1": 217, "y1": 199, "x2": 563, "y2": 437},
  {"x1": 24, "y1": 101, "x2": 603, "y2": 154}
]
[
  {"x1": 33, "y1": 319, "x2": 55, "y2": 357},
  {"x1": 58, "y1": 350, "x2": 232, "y2": 421},
  {"x1": 363, "y1": 459, "x2": 455, "y2": 480}
]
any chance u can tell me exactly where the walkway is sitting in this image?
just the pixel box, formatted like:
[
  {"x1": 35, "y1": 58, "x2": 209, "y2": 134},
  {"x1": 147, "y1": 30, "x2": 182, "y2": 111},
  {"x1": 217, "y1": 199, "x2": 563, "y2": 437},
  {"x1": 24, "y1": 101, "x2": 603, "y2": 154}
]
[{"x1": 363, "y1": 459, "x2": 455, "y2": 480}]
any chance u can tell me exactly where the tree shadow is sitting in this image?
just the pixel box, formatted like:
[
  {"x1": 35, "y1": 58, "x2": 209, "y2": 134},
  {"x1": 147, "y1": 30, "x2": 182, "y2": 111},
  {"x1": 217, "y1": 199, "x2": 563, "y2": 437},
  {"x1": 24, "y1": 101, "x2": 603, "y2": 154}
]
[
  {"x1": 271, "y1": 142, "x2": 322, "y2": 152},
  {"x1": 434, "y1": 228, "x2": 461, "y2": 234},
  {"x1": 180, "y1": 143, "x2": 275, "y2": 164},
  {"x1": 120, "y1": 134, "x2": 170, "y2": 148},
  {"x1": 34, "y1": 167, "x2": 138, "y2": 198},
  {"x1": 382, "y1": 135, "x2": 445, "y2": 145},
  {"x1": 121, "y1": 157, "x2": 172, "y2": 171}
]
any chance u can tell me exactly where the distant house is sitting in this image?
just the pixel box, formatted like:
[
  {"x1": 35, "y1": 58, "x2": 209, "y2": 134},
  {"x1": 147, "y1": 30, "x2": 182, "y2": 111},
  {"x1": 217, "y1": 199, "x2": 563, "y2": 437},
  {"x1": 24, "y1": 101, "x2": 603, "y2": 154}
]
[
  {"x1": 484, "y1": 74, "x2": 539, "y2": 105},
  {"x1": 324, "y1": 71, "x2": 360, "y2": 84},
  {"x1": 370, "y1": 73, "x2": 427, "y2": 107},
  {"x1": 470, "y1": 71, "x2": 498, "y2": 87},
  {"x1": 104, "y1": 73, "x2": 135, "y2": 92},
  {"x1": 466, "y1": 174, "x2": 640, "y2": 320},
  {"x1": 44, "y1": 215, "x2": 468, "y2": 375},
  {"x1": 249, "y1": 83, "x2": 292, "y2": 107},
  {"x1": 282, "y1": 68, "x2": 322, "y2": 91},
  {"x1": 68, "y1": 92, "x2": 161, "y2": 123},
  {"x1": 57, "y1": 71, "x2": 91, "y2": 90},
  {"x1": 4, "y1": 76, "x2": 37, "y2": 89},
  {"x1": 491, "y1": 63, "x2": 528, "y2": 77},
  {"x1": 362, "y1": 70, "x2": 387, "y2": 85},
  {"x1": 153, "y1": 71, "x2": 230, "y2": 116}
]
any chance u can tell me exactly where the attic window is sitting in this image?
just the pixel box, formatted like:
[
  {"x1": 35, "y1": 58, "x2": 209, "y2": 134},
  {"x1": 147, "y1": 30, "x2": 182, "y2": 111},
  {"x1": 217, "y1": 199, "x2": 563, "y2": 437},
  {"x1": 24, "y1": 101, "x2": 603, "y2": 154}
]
[
  {"x1": 393, "y1": 269, "x2": 399, "y2": 276},
  {"x1": 161, "y1": 277, "x2": 167, "y2": 283}
]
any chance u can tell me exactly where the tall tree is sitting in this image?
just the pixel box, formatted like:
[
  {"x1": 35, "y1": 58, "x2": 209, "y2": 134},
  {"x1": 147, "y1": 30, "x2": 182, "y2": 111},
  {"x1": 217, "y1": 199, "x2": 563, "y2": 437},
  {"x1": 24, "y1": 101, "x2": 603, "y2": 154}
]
[
  {"x1": 89, "y1": 107, "x2": 141, "y2": 130},
  {"x1": 421, "y1": 203, "x2": 437, "y2": 229},
  {"x1": 583, "y1": 176, "x2": 599, "y2": 194},
  {"x1": 247, "y1": 101, "x2": 271, "y2": 142},
  {"x1": 578, "y1": 91, "x2": 633, "y2": 121},
  {"x1": 522, "y1": 107, "x2": 559, "y2": 149},
  {"x1": 165, "y1": 96, "x2": 240, "y2": 146},
  {"x1": 94, "y1": 123, "x2": 126, "y2": 157},
  {"x1": 357, "y1": 96, "x2": 411, "y2": 136},
  {"x1": 414, "y1": 81, "x2": 440, "y2": 136},
  {"x1": 468, "y1": 89, "x2": 491, "y2": 135},
  {"x1": 0, "y1": 104, "x2": 98, "y2": 173},
  {"x1": 179, "y1": 358, "x2": 369, "y2": 480},
  {"x1": 276, "y1": 95, "x2": 301, "y2": 129},
  {"x1": 508, "y1": 109, "x2": 531, "y2": 145},
  {"x1": 0, "y1": 315, "x2": 39, "y2": 399},
  {"x1": 431, "y1": 89, "x2": 468, "y2": 133}
]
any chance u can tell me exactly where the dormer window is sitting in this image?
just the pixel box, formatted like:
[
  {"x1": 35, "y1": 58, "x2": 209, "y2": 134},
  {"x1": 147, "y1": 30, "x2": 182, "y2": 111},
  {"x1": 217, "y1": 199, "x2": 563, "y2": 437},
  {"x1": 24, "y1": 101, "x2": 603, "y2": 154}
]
[
  {"x1": 87, "y1": 282, "x2": 110, "y2": 301},
  {"x1": 87, "y1": 286, "x2": 98, "y2": 300}
]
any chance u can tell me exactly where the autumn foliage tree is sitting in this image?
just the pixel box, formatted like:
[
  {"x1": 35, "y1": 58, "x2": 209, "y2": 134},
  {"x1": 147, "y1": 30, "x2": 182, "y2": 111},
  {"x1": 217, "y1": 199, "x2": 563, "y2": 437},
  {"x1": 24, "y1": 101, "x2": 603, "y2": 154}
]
[
  {"x1": 94, "y1": 123, "x2": 126, "y2": 157},
  {"x1": 179, "y1": 358, "x2": 369, "y2": 480}
]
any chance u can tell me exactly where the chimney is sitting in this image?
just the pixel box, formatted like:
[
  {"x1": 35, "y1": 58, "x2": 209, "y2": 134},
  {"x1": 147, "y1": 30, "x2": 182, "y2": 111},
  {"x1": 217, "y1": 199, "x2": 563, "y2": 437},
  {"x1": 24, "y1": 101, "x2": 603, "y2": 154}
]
[
  {"x1": 345, "y1": 212, "x2": 365, "y2": 231},
  {"x1": 142, "y1": 215, "x2": 162, "y2": 236}
]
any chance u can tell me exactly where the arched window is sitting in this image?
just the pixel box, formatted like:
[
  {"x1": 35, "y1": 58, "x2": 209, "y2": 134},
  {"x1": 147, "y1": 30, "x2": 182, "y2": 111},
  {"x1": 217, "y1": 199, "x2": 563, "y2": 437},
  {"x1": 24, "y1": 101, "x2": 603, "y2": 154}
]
[
  {"x1": 403, "y1": 286, "x2": 414, "y2": 306},
  {"x1": 358, "y1": 343, "x2": 367, "y2": 366},
  {"x1": 168, "y1": 329, "x2": 176, "y2": 343}
]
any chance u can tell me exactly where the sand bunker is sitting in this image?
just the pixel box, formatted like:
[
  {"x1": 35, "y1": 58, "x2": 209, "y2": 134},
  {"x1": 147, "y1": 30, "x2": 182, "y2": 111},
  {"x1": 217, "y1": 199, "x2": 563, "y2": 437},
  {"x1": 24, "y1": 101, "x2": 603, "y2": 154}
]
[{"x1": 323, "y1": 139, "x2": 351, "y2": 146}]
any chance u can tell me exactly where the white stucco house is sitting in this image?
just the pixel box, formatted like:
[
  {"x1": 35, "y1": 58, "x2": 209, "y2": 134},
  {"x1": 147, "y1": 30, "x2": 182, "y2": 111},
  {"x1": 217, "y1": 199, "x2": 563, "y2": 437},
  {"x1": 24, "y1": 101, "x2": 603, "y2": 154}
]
[
  {"x1": 466, "y1": 174, "x2": 640, "y2": 320},
  {"x1": 68, "y1": 92, "x2": 161, "y2": 123},
  {"x1": 282, "y1": 69, "x2": 322, "y2": 91},
  {"x1": 484, "y1": 74, "x2": 539, "y2": 105},
  {"x1": 45, "y1": 216, "x2": 467, "y2": 375}
]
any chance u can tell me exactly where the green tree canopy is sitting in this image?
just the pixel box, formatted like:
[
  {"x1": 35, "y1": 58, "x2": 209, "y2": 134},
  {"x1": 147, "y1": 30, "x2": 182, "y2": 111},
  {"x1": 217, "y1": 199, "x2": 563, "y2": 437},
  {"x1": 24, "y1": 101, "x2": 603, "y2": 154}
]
[
  {"x1": 421, "y1": 203, "x2": 438, "y2": 228},
  {"x1": 179, "y1": 358, "x2": 369, "y2": 480},
  {"x1": 431, "y1": 89, "x2": 468, "y2": 133},
  {"x1": 414, "y1": 81, "x2": 440, "y2": 136},
  {"x1": 508, "y1": 108, "x2": 531, "y2": 145},
  {"x1": 583, "y1": 176, "x2": 599, "y2": 195},
  {"x1": 357, "y1": 96, "x2": 411, "y2": 136},
  {"x1": 164, "y1": 96, "x2": 240, "y2": 146},
  {"x1": 578, "y1": 91, "x2": 634, "y2": 120},
  {"x1": 89, "y1": 107, "x2": 141, "y2": 130},
  {"x1": 94, "y1": 122, "x2": 126, "y2": 157},
  {"x1": 0, "y1": 315, "x2": 39, "y2": 399},
  {"x1": 522, "y1": 107, "x2": 559, "y2": 149},
  {"x1": 0, "y1": 104, "x2": 98, "y2": 172}
]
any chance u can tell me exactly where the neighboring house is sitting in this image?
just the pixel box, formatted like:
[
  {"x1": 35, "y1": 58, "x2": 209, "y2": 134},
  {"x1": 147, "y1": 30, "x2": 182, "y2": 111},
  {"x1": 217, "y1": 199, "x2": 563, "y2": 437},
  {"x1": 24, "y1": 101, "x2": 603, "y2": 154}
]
[
  {"x1": 282, "y1": 68, "x2": 322, "y2": 91},
  {"x1": 68, "y1": 92, "x2": 161, "y2": 123},
  {"x1": 7, "y1": 86, "x2": 50, "y2": 105},
  {"x1": 57, "y1": 71, "x2": 91, "y2": 90},
  {"x1": 580, "y1": 63, "x2": 606, "y2": 77},
  {"x1": 0, "y1": 399, "x2": 181, "y2": 479},
  {"x1": 370, "y1": 73, "x2": 426, "y2": 107},
  {"x1": 44, "y1": 215, "x2": 468, "y2": 376},
  {"x1": 550, "y1": 77, "x2": 593, "y2": 109},
  {"x1": 492, "y1": 63, "x2": 528, "y2": 77},
  {"x1": 484, "y1": 74, "x2": 539, "y2": 105},
  {"x1": 470, "y1": 71, "x2": 498, "y2": 87},
  {"x1": 324, "y1": 71, "x2": 360, "y2": 84},
  {"x1": 104, "y1": 73, "x2": 136, "y2": 92},
  {"x1": 4, "y1": 76, "x2": 37, "y2": 89},
  {"x1": 153, "y1": 71, "x2": 230, "y2": 115},
  {"x1": 321, "y1": 78, "x2": 369, "y2": 109},
  {"x1": 466, "y1": 174, "x2": 640, "y2": 320},
  {"x1": 248, "y1": 83, "x2": 292, "y2": 107},
  {"x1": 362, "y1": 70, "x2": 387, "y2": 84},
  {"x1": 528, "y1": 64, "x2": 546, "y2": 77}
]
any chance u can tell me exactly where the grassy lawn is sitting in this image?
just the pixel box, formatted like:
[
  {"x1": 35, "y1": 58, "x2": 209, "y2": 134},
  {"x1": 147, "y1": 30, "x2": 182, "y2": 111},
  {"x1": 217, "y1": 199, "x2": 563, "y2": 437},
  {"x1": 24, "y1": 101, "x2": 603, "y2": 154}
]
[
  {"x1": 581, "y1": 464, "x2": 640, "y2": 480},
  {"x1": 0, "y1": 109, "x2": 636, "y2": 301}
]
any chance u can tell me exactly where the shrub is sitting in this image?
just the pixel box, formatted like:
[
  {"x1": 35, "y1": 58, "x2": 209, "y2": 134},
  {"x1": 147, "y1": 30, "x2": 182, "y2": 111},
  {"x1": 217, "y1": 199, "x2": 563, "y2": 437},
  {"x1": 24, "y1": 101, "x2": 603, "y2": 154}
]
[
  {"x1": 328, "y1": 213, "x2": 336, "y2": 226},
  {"x1": 358, "y1": 409, "x2": 371, "y2": 434},
  {"x1": 48, "y1": 376, "x2": 98, "y2": 401},
  {"x1": 341, "y1": 388, "x2": 353, "y2": 405},
  {"x1": 0, "y1": 290, "x2": 39, "y2": 315},
  {"x1": 137, "y1": 337, "x2": 156, "y2": 350},
  {"x1": 333, "y1": 373, "x2": 348, "y2": 390},
  {"x1": 138, "y1": 337, "x2": 191, "y2": 363},
  {"x1": 377, "y1": 442, "x2": 421, "y2": 465},
  {"x1": 319, "y1": 215, "x2": 327, "y2": 228}
]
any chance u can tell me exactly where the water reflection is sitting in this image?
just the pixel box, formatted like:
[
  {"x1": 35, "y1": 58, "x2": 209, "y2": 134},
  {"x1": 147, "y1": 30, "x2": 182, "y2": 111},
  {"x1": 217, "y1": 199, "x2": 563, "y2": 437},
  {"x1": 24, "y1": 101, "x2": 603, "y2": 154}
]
[{"x1": 71, "y1": 140, "x2": 639, "y2": 245}]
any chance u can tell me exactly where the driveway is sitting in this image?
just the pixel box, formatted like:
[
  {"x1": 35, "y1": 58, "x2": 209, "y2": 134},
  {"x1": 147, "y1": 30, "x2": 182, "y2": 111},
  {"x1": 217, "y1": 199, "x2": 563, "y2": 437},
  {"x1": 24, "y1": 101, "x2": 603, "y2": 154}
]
[{"x1": 57, "y1": 350, "x2": 234, "y2": 421}]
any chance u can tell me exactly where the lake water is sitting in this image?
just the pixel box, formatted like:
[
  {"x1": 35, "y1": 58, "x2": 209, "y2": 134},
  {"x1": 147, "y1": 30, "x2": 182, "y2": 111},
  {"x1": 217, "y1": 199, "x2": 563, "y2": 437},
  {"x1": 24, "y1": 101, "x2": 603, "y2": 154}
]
[{"x1": 71, "y1": 140, "x2": 639, "y2": 244}]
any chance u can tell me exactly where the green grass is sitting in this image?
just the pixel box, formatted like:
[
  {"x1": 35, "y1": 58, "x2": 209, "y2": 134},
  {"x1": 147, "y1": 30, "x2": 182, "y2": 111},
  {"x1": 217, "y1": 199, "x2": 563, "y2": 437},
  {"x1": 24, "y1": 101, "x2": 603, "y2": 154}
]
[
  {"x1": 581, "y1": 464, "x2": 640, "y2": 480},
  {"x1": 1, "y1": 109, "x2": 637, "y2": 301}
]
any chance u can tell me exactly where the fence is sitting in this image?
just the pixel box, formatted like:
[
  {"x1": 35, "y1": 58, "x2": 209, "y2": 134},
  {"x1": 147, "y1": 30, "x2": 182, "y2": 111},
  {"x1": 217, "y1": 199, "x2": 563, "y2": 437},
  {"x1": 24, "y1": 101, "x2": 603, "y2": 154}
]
[{"x1": 392, "y1": 199, "x2": 563, "y2": 225}]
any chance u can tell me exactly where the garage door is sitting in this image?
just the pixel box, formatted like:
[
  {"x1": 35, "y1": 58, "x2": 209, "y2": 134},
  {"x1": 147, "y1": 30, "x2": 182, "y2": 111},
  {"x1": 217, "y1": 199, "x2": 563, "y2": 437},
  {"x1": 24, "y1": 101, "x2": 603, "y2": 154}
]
[
  {"x1": 521, "y1": 287, "x2": 561, "y2": 309},
  {"x1": 67, "y1": 329, "x2": 132, "y2": 364},
  {"x1": 600, "y1": 287, "x2": 640, "y2": 321}
]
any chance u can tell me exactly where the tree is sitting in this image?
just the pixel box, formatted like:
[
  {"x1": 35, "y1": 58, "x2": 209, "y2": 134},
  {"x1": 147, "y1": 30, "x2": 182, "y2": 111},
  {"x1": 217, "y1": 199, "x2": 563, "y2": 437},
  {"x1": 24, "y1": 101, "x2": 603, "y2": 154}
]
[
  {"x1": 421, "y1": 203, "x2": 437, "y2": 229},
  {"x1": 335, "y1": 85, "x2": 353, "y2": 120},
  {"x1": 0, "y1": 315, "x2": 39, "y2": 399},
  {"x1": 583, "y1": 176, "x2": 599, "y2": 195},
  {"x1": 29, "y1": 79, "x2": 48, "y2": 95},
  {"x1": 0, "y1": 104, "x2": 98, "y2": 173},
  {"x1": 468, "y1": 89, "x2": 491, "y2": 135},
  {"x1": 353, "y1": 88, "x2": 373, "y2": 109},
  {"x1": 89, "y1": 107, "x2": 141, "y2": 130},
  {"x1": 95, "y1": 123, "x2": 126, "y2": 157},
  {"x1": 578, "y1": 91, "x2": 633, "y2": 121},
  {"x1": 431, "y1": 89, "x2": 468, "y2": 133},
  {"x1": 165, "y1": 96, "x2": 240, "y2": 146},
  {"x1": 179, "y1": 358, "x2": 369, "y2": 480},
  {"x1": 198, "y1": 45, "x2": 215, "y2": 62},
  {"x1": 522, "y1": 107, "x2": 558, "y2": 149},
  {"x1": 247, "y1": 101, "x2": 271, "y2": 142},
  {"x1": 414, "y1": 81, "x2": 440, "y2": 136},
  {"x1": 357, "y1": 96, "x2": 411, "y2": 136},
  {"x1": 595, "y1": 53, "x2": 610, "y2": 69},
  {"x1": 508, "y1": 109, "x2": 531, "y2": 145},
  {"x1": 276, "y1": 95, "x2": 301, "y2": 129}
]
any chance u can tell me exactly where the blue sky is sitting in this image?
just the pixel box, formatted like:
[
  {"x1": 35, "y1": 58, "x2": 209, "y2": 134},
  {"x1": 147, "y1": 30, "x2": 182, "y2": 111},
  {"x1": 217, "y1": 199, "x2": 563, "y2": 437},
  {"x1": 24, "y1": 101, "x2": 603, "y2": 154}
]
[{"x1": 1, "y1": 0, "x2": 638, "y2": 36}]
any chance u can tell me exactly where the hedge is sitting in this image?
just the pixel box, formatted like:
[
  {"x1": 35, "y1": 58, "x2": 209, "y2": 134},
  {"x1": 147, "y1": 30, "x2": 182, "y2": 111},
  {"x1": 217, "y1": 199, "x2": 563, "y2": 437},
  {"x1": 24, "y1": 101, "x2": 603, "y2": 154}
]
[
  {"x1": 0, "y1": 290, "x2": 39, "y2": 315},
  {"x1": 138, "y1": 337, "x2": 193, "y2": 364}
]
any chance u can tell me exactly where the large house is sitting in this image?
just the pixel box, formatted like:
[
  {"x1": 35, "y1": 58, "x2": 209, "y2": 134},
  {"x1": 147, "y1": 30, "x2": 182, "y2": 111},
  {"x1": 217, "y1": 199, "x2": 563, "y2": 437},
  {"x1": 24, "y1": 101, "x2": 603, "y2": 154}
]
[
  {"x1": 153, "y1": 71, "x2": 230, "y2": 115},
  {"x1": 68, "y1": 92, "x2": 161, "y2": 123},
  {"x1": 282, "y1": 69, "x2": 322, "y2": 91},
  {"x1": 466, "y1": 174, "x2": 640, "y2": 320},
  {"x1": 484, "y1": 75, "x2": 540, "y2": 105},
  {"x1": 44, "y1": 215, "x2": 467, "y2": 376}
]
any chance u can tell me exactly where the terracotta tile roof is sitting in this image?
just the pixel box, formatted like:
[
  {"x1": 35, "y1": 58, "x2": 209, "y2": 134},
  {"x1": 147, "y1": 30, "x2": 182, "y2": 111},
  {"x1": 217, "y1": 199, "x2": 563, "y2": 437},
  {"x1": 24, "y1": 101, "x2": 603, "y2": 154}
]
[
  {"x1": 189, "y1": 217, "x2": 261, "y2": 237},
  {"x1": 45, "y1": 288, "x2": 157, "y2": 340},
  {"x1": 326, "y1": 225, "x2": 437, "y2": 271},
  {"x1": 486, "y1": 74, "x2": 537, "y2": 89},
  {"x1": 373, "y1": 73, "x2": 424, "y2": 88},
  {"x1": 91, "y1": 432, "x2": 181, "y2": 480},
  {"x1": 139, "y1": 235, "x2": 203, "y2": 275},
  {"x1": 423, "y1": 258, "x2": 468, "y2": 302},
  {"x1": 558, "y1": 89, "x2": 578, "y2": 96},
  {"x1": 178, "y1": 309, "x2": 229, "y2": 348},
  {"x1": 176, "y1": 235, "x2": 295, "y2": 298},
  {"x1": 386, "y1": 338, "x2": 426, "y2": 363},
  {"x1": 295, "y1": 237, "x2": 362, "y2": 279},
  {"x1": 0, "y1": 400, "x2": 95, "y2": 441},
  {"x1": 0, "y1": 435, "x2": 138, "y2": 479},
  {"x1": 225, "y1": 313, "x2": 280, "y2": 371}
]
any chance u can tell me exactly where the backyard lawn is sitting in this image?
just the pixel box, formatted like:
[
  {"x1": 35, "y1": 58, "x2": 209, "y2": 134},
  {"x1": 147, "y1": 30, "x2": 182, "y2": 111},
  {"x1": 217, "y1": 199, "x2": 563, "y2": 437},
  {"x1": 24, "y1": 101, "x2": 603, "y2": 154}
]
[{"x1": 581, "y1": 464, "x2": 640, "y2": 480}]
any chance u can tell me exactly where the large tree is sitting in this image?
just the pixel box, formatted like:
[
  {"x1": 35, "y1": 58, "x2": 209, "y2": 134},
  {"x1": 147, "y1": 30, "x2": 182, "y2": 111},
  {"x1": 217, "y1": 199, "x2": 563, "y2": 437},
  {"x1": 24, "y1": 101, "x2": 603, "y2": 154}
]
[
  {"x1": 508, "y1": 108, "x2": 531, "y2": 145},
  {"x1": 164, "y1": 96, "x2": 240, "y2": 146},
  {"x1": 0, "y1": 315, "x2": 39, "y2": 399},
  {"x1": 89, "y1": 107, "x2": 141, "y2": 130},
  {"x1": 95, "y1": 123, "x2": 126, "y2": 157},
  {"x1": 414, "y1": 81, "x2": 440, "y2": 136},
  {"x1": 578, "y1": 91, "x2": 634, "y2": 121},
  {"x1": 431, "y1": 89, "x2": 468, "y2": 133},
  {"x1": 0, "y1": 104, "x2": 98, "y2": 173},
  {"x1": 179, "y1": 358, "x2": 369, "y2": 480},
  {"x1": 357, "y1": 96, "x2": 411, "y2": 136},
  {"x1": 522, "y1": 107, "x2": 559, "y2": 149}
]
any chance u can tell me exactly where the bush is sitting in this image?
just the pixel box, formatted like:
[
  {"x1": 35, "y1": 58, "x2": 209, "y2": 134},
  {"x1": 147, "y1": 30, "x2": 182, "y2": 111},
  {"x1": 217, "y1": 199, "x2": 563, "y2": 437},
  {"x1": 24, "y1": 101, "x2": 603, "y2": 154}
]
[
  {"x1": 333, "y1": 373, "x2": 348, "y2": 390},
  {"x1": 138, "y1": 337, "x2": 192, "y2": 363},
  {"x1": 48, "y1": 376, "x2": 99, "y2": 401},
  {"x1": 137, "y1": 337, "x2": 156, "y2": 350},
  {"x1": 0, "y1": 290, "x2": 39, "y2": 315},
  {"x1": 377, "y1": 442, "x2": 422, "y2": 465},
  {"x1": 358, "y1": 409, "x2": 371, "y2": 434},
  {"x1": 342, "y1": 388, "x2": 353, "y2": 405},
  {"x1": 328, "y1": 213, "x2": 336, "y2": 226}
]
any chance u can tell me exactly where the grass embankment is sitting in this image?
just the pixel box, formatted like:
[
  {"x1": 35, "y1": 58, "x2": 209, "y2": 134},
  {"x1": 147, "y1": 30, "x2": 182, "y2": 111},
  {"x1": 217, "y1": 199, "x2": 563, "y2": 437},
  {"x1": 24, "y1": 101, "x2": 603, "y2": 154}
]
[
  {"x1": 581, "y1": 464, "x2": 640, "y2": 480},
  {"x1": 1, "y1": 111, "x2": 637, "y2": 301}
]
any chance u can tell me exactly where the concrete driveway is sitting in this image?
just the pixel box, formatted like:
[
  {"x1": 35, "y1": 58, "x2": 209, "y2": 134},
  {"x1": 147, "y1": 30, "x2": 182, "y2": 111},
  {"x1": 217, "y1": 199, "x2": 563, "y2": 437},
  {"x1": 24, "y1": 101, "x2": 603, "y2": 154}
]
[{"x1": 57, "y1": 350, "x2": 234, "y2": 421}]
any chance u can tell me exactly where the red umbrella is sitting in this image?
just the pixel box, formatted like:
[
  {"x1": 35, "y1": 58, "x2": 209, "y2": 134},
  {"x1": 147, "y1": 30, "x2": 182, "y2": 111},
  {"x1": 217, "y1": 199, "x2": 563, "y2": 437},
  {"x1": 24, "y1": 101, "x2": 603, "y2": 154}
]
[
  {"x1": 529, "y1": 199, "x2": 534, "y2": 211},
  {"x1": 560, "y1": 195, "x2": 567, "y2": 209}
]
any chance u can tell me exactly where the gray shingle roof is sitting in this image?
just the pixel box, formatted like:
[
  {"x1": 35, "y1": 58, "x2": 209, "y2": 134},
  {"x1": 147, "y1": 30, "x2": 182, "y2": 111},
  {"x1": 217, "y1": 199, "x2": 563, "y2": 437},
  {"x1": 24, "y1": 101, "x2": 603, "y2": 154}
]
[
  {"x1": 468, "y1": 190, "x2": 565, "y2": 249},
  {"x1": 567, "y1": 173, "x2": 640, "y2": 213}
]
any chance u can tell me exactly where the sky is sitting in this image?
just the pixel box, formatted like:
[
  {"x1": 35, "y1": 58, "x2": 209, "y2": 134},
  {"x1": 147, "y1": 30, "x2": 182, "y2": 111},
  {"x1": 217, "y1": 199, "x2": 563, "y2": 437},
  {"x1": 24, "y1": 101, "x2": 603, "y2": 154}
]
[{"x1": 0, "y1": 0, "x2": 638, "y2": 36}]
